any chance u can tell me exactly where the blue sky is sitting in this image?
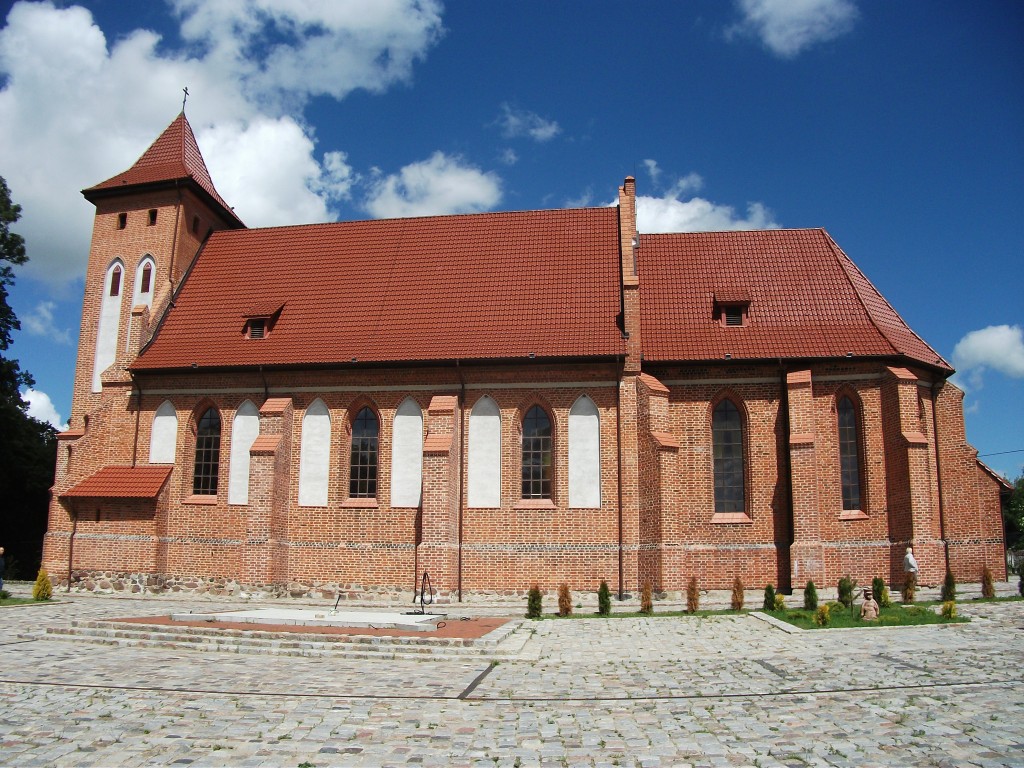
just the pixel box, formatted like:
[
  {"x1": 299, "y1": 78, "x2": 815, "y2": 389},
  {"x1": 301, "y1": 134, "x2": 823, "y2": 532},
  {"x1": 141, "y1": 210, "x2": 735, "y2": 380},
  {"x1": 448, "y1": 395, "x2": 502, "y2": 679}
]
[{"x1": 1, "y1": 0, "x2": 1022, "y2": 479}]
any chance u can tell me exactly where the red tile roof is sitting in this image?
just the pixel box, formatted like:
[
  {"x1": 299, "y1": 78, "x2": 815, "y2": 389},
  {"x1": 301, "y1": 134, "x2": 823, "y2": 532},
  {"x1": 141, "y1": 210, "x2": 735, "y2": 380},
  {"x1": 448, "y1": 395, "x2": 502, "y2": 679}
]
[
  {"x1": 639, "y1": 229, "x2": 950, "y2": 370},
  {"x1": 83, "y1": 113, "x2": 243, "y2": 228},
  {"x1": 132, "y1": 207, "x2": 627, "y2": 371},
  {"x1": 62, "y1": 466, "x2": 173, "y2": 500}
]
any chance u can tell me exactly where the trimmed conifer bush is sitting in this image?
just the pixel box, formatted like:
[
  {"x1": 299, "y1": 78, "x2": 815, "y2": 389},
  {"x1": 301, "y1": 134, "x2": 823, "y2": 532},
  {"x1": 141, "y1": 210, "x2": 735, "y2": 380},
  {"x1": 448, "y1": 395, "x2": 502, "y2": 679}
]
[
  {"x1": 557, "y1": 583, "x2": 572, "y2": 617},
  {"x1": 981, "y1": 566, "x2": 995, "y2": 599},
  {"x1": 597, "y1": 580, "x2": 611, "y2": 616},
  {"x1": 33, "y1": 569, "x2": 52, "y2": 601},
  {"x1": 762, "y1": 583, "x2": 776, "y2": 612},
  {"x1": 902, "y1": 573, "x2": 917, "y2": 603},
  {"x1": 941, "y1": 600, "x2": 957, "y2": 619},
  {"x1": 815, "y1": 603, "x2": 831, "y2": 626},
  {"x1": 731, "y1": 577, "x2": 744, "y2": 611},
  {"x1": 686, "y1": 576, "x2": 699, "y2": 613},
  {"x1": 879, "y1": 585, "x2": 892, "y2": 608},
  {"x1": 837, "y1": 575, "x2": 856, "y2": 609},
  {"x1": 640, "y1": 579, "x2": 653, "y2": 614},
  {"x1": 872, "y1": 576, "x2": 886, "y2": 603},
  {"x1": 803, "y1": 580, "x2": 818, "y2": 610},
  {"x1": 526, "y1": 584, "x2": 542, "y2": 619},
  {"x1": 941, "y1": 570, "x2": 956, "y2": 602},
  {"x1": 773, "y1": 592, "x2": 785, "y2": 611}
]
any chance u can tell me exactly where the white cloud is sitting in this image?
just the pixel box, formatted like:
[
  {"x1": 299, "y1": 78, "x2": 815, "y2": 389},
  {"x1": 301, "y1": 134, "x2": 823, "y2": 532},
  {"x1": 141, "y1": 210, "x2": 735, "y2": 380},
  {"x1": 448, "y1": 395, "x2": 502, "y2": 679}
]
[
  {"x1": 952, "y1": 324, "x2": 1024, "y2": 392},
  {"x1": 497, "y1": 103, "x2": 561, "y2": 142},
  {"x1": 729, "y1": 0, "x2": 859, "y2": 58},
  {"x1": 171, "y1": 0, "x2": 444, "y2": 110},
  {"x1": 21, "y1": 388, "x2": 68, "y2": 430},
  {"x1": 0, "y1": 0, "x2": 444, "y2": 284},
  {"x1": 498, "y1": 148, "x2": 519, "y2": 166},
  {"x1": 637, "y1": 196, "x2": 778, "y2": 233},
  {"x1": 21, "y1": 301, "x2": 72, "y2": 344},
  {"x1": 364, "y1": 152, "x2": 502, "y2": 218},
  {"x1": 565, "y1": 188, "x2": 595, "y2": 208},
  {"x1": 199, "y1": 116, "x2": 355, "y2": 226}
]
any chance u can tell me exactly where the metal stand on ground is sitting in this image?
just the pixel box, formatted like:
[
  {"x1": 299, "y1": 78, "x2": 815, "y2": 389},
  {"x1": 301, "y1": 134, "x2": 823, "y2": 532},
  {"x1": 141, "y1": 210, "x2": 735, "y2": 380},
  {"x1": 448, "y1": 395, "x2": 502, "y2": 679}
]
[{"x1": 411, "y1": 571, "x2": 433, "y2": 615}]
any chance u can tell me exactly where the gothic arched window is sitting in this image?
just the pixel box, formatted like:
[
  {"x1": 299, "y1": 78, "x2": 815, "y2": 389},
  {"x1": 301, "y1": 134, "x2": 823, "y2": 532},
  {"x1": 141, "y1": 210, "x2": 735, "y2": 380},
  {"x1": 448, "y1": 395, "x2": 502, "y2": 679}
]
[
  {"x1": 838, "y1": 396, "x2": 863, "y2": 511},
  {"x1": 522, "y1": 405, "x2": 552, "y2": 499},
  {"x1": 192, "y1": 407, "x2": 221, "y2": 496},
  {"x1": 712, "y1": 399, "x2": 745, "y2": 514},
  {"x1": 349, "y1": 407, "x2": 379, "y2": 499}
]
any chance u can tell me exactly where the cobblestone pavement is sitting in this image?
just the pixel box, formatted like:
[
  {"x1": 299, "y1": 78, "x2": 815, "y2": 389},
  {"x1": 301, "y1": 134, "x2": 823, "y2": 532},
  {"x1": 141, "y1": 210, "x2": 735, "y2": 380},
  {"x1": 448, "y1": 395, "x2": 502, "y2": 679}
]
[{"x1": 1, "y1": 586, "x2": 1022, "y2": 767}]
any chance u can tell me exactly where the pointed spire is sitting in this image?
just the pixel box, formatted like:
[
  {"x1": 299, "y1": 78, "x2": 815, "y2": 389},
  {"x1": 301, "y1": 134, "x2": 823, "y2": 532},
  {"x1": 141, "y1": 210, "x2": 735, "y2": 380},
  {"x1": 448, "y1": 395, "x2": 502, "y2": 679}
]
[{"x1": 84, "y1": 112, "x2": 243, "y2": 228}]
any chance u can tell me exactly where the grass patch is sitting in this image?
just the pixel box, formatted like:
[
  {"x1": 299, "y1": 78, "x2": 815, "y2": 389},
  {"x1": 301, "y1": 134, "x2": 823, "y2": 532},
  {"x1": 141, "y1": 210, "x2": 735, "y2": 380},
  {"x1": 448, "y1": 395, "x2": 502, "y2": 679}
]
[
  {"x1": 533, "y1": 608, "x2": 747, "y2": 620},
  {"x1": 0, "y1": 596, "x2": 50, "y2": 606},
  {"x1": 770, "y1": 603, "x2": 968, "y2": 629}
]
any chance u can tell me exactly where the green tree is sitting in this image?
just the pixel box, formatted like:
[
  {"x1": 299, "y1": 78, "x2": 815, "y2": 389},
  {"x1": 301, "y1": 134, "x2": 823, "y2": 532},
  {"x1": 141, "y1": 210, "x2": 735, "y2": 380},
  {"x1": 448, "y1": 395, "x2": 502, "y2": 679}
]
[
  {"x1": 0, "y1": 176, "x2": 57, "y2": 577},
  {"x1": 1004, "y1": 474, "x2": 1024, "y2": 552}
]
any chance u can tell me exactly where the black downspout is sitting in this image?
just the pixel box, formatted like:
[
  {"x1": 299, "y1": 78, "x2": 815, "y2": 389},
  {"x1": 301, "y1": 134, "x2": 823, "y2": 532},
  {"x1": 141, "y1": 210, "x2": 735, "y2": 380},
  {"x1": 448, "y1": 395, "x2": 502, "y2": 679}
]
[
  {"x1": 615, "y1": 357, "x2": 625, "y2": 600},
  {"x1": 931, "y1": 381, "x2": 951, "y2": 575},
  {"x1": 129, "y1": 371, "x2": 143, "y2": 467},
  {"x1": 67, "y1": 506, "x2": 77, "y2": 593},
  {"x1": 780, "y1": 362, "x2": 795, "y2": 579},
  {"x1": 456, "y1": 360, "x2": 466, "y2": 602}
]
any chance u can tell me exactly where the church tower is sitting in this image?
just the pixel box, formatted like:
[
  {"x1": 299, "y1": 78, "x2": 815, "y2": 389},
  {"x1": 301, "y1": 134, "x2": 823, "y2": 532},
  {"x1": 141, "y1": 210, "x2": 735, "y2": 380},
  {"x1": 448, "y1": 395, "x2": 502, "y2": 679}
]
[{"x1": 71, "y1": 112, "x2": 244, "y2": 426}]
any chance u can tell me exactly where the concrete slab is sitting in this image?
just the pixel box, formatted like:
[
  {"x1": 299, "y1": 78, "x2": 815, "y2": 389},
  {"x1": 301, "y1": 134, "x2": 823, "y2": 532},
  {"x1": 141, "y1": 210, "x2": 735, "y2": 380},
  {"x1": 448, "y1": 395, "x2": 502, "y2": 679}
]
[{"x1": 169, "y1": 607, "x2": 447, "y2": 631}]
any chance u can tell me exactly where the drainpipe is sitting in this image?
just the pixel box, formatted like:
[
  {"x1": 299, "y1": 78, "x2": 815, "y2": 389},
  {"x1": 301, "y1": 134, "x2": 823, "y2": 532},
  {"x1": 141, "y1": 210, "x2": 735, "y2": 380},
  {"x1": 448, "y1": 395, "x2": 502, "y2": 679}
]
[
  {"x1": 455, "y1": 360, "x2": 466, "y2": 602},
  {"x1": 931, "y1": 380, "x2": 951, "y2": 574},
  {"x1": 67, "y1": 506, "x2": 78, "y2": 593},
  {"x1": 615, "y1": 357, "x2": 625, "y2": 600},
  {"x1": 129, "y1": 371, "x2": 143, "y2": 467},
  {"x1": 780, "y1": 361, "x2": 795, "y2": 577}
]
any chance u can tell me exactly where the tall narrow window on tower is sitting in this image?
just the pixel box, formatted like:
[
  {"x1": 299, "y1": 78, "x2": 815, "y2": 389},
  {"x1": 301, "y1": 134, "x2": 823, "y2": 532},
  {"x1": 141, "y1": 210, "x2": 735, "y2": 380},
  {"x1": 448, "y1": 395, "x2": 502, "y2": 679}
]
[{"x1": 92, "y1": 260, "x2": 124, "y2": 391}]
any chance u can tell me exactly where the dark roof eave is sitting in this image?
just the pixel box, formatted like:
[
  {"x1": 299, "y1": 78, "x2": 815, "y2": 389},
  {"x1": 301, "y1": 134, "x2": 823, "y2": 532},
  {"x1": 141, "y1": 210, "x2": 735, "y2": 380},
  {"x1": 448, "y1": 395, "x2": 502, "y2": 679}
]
[
  {"x1": 129, "y1": 352, "x2": 627, "y2": 377},
  {"x1": 642, "y1": 352, "x2": 953, "y2": 375}
]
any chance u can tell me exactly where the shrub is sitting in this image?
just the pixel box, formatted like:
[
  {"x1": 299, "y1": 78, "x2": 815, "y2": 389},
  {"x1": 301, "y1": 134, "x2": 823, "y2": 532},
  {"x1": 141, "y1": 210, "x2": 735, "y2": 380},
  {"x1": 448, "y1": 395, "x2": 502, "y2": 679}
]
[
  {"x1": 762, "y1": 584, "x2": 776, "y2": 612},
  {"x1": 941, "y1": 600, "x2": 957, "y2": 619},
  {"x1": 640, "y1": 579, "x2": 653, "y2": 614},
  {"x1": 33, "y1": 569, "x2": 52, "y2": 601},
  {"x1": 981, "y1": 566, "x2": 995, "y2": 599},
  {"x1": 803, "y1": 580, "x2": 818, "y2": 610},
  {"x1": 526, "y1": 584, "x2": 542, "y2": 619},
  {"x1": 879, "y1": 585, "x2": 892, "y2": 608},
  {"x1": 814, "y1": 603, "x2": 831, "y2": 626},
  {"x1": 731, "y1": 577, "x2": 744, "y2": 611},
  {"x1": 686, "y1": 576, "x2": 699, "y2": 613},
  {"x1": 941, "y1": 570, "x2": 956, "y2": 602},
  {"x1": 837, "y1": 575, "x2": 856, "y2": 609},
  {"x1": 872, "y1": 576, "x2": 886, "y2": 602},
  {"x1": 557, "y1": 583, "x2": 572, "y2": 617},
  {"x1": 902, "y1": 573, "x2": 917, "y2": 604},
  {"x1": 0, "y1": 589, "x2": 10, "y2": 600},
  {"x1": 597, "y1": 580, "x2": 611, "y2": 616},
  {"x1": 773, "y1": 593, "x2": 786, "y2": 611}
]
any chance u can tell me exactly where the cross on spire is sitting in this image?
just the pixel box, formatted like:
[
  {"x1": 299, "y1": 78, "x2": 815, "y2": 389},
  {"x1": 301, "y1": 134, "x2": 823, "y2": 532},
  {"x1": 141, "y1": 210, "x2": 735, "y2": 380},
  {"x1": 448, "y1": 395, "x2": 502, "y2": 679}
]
[{"x1": 181, "y1": 86, "x2": 189, "y2": 113}]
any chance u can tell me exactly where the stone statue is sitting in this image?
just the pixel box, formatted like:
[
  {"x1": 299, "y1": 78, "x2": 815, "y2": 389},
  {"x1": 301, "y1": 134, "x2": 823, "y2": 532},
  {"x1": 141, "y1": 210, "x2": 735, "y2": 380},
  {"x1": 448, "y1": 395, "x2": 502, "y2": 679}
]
[{"x1": 860, "y1": 588, "x2": 879, "y2": 621}]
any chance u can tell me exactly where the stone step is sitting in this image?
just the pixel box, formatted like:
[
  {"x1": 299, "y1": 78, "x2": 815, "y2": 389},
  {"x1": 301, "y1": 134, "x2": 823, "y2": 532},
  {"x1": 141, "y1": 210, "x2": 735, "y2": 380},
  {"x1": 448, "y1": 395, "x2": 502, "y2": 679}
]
[{"x1": 43, "y1": 619, "x2": 526, "y2": 661}]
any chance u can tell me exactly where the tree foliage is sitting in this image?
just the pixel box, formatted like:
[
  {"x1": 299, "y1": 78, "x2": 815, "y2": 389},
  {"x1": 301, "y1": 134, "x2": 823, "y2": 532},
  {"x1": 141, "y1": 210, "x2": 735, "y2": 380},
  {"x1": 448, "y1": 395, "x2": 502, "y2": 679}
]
[
  {"x1": 1004, "y1": 474, "x2": 1024, "y2": 552},
  {"x1": 0, "y1": 176, "x2": 57, "y2": 577}
]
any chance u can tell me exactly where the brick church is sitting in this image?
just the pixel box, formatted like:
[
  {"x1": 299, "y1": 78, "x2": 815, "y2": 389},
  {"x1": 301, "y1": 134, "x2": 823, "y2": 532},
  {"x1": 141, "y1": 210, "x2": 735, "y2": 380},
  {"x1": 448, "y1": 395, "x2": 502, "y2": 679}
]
[{"x1": 43, "y1": 112, "x2": 1008, "y2": 600}]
